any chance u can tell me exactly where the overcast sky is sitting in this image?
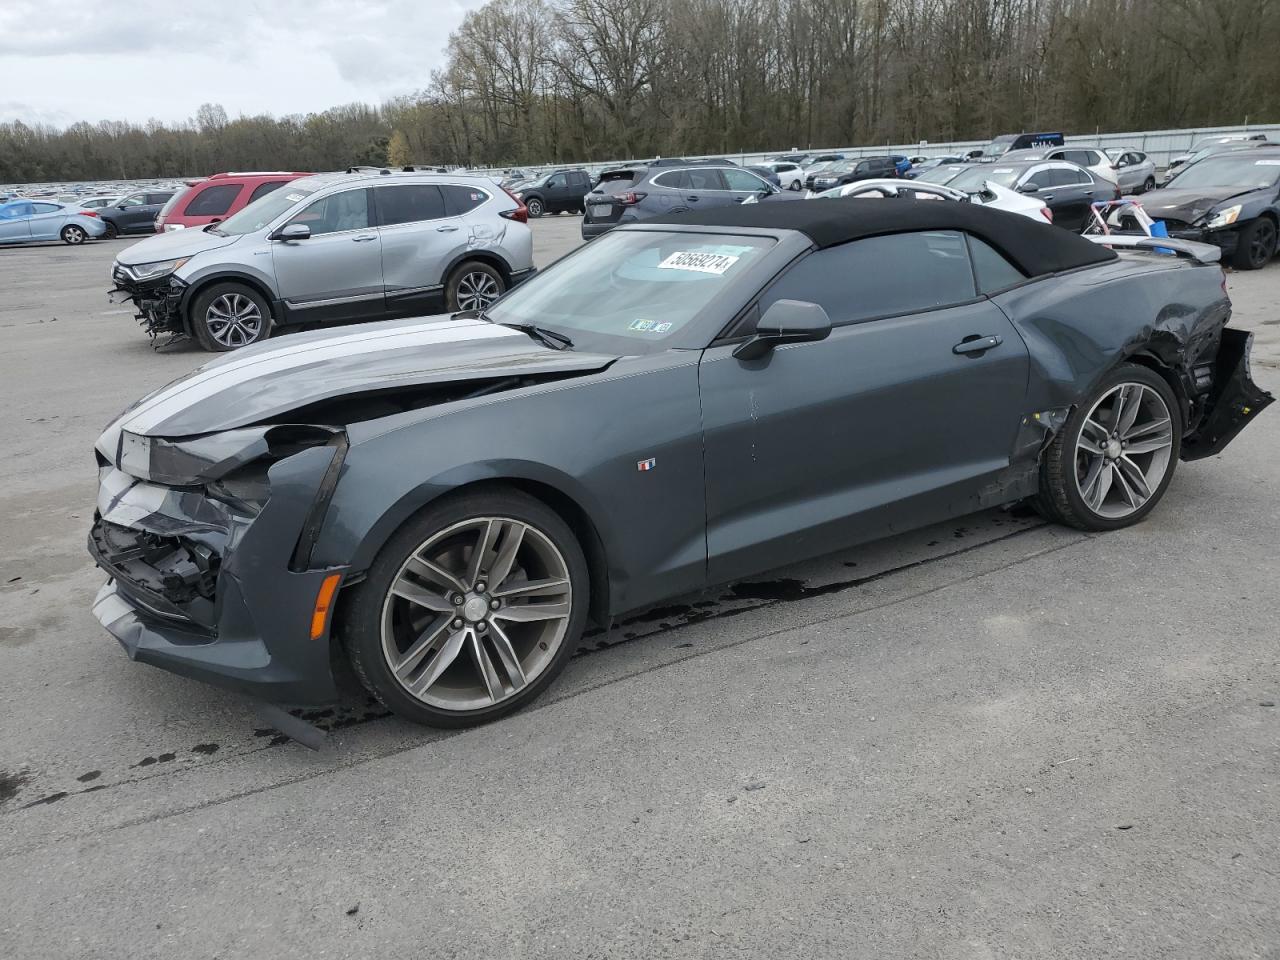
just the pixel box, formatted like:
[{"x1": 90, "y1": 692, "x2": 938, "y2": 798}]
[{"x1": 0, "y1": 0, "x2": 487, "y2": 127}]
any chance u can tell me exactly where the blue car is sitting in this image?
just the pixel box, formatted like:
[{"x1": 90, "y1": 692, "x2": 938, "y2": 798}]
[{"x1": 0, "y1": 199, "x2": 107, "y2": 245}]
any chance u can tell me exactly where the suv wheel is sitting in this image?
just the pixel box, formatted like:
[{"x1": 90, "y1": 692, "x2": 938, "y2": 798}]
[
  {"x1": 446, "y1": 261, "x2": 506, "y2": 312},
  {"x1": 190, "y1": 282, "x2": 273, "y2": 352},
  {"x1": 526, "y1": 197, "x2": 544, "y2": 218},
  {"x1": 102, "y1": 220, "x2": 119, "y2": 240}
]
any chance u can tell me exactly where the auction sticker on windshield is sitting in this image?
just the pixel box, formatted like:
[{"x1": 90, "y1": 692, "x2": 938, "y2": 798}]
[{"x1": 658, "y1": 251, "x2": 740, "y2": 274}]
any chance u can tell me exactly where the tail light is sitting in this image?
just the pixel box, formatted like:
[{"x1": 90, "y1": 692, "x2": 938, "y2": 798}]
[
  {"x1": 81, "y1": 210, "x2": 99, "y2": 218},
  {"x1": 617, "y1": 191, "x2": 647, "y2": 205},
  {"x1": 499, "y1": 186, "x2": 528, "y2": 223},
  {"x1": 1040, "y1": 206, "x2": 1053, "y2": 223}
]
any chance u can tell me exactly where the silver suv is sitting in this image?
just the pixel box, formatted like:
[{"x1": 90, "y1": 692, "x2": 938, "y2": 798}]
[{"x1": 110, "y1": 171, "x2": 534, "y2": 351}]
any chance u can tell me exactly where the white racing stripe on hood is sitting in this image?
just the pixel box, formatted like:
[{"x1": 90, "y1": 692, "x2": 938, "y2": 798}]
[{"x1": 123, "y1": 317, "x2": 521, "y2": 435}]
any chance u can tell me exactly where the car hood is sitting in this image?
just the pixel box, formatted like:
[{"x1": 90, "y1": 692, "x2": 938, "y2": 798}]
[
  {"x1": 1143, "y1": 186, "x2": 1263, "y2": 222},
  {"x1": 114, "y1": 226, "x2": 243, "y2": 265},
  {"x1": 103, "y1": 316, "x2": 619, "y2": 439}
]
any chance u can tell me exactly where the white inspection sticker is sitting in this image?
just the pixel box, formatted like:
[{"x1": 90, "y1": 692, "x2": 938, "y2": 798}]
[
  {"x1": 285, "y1": 192, "x2": 306, "y2": 201},
  {"x1": 992, "y1": 168, "x2": 1014, "y2": 174},
  {"x1": 1256, "y1": 160, "x2": 1280, "y2": 166},
  {"x1": 657, "y1": 250, "x2": 740, "y2": 274}
]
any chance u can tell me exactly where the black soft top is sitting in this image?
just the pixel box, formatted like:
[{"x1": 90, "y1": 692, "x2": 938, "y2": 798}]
[{"x1": 646, "y1": 197, "x2": 1117, "y2": 277}]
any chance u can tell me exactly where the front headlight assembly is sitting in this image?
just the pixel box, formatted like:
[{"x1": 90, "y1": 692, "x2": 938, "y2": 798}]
[
  {"x1": 128, "y1": 257, "x2": 191, "y2": 281},
  {"x1": 1203, "y1": 205, "x2": 1242, "y2": 230}
]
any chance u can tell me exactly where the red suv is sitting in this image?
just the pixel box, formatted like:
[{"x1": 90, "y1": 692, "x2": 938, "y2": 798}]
[{"x1": 154, "y1": 171, "x2": 311, "y2": 232}]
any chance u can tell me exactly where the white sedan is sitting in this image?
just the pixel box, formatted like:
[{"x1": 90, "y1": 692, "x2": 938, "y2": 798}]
[{"x1": 807, "y1": 178, "x2": 1053, "y2": 223}]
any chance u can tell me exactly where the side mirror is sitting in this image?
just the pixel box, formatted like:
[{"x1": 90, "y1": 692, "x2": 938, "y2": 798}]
[
  {"x1": 272, "y1": 222, "x2": 311, "y2": 241},
  {"x1": 733, "y1": 299, "x2": 832, "y2": 361},
  {"x1": 1018, "y1": 183, "x2": 1039, "y2": 194}
]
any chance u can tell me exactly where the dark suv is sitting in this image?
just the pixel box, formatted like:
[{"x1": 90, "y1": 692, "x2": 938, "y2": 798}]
[
  {"x1": 512, "y1": 169, "x2": 593, "y2": 218},
  {"x1": 100, "y1": 190, "x2": 176, "y2": 239},
  {"x1": 582, "y1": 164, "x2": 795, "y2": 239},
  {"x1": 808, "y1": 156, "x2": 900, "y2": 192}
]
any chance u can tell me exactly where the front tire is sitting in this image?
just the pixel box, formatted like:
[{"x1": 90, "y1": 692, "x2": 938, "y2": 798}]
[
  {"x1": 1034, "y1": 363, "x2": 1181, "y2": 531},
  {"x1": 61, "y1": 224, "x2": 87, "y2": 245},
  {"x1": 788, "y1": 179, "x2": 803, "y2": 191},
  {"x1": 1231, "y1": 217, "x2": 1277, "y2": 270},
  {"x1": 445, "y1": 260, "x2": 505, "y2": 312},
  {"x1": 526, "y1": 197, "x2": 544, "y2": 218},
  {"x1": 341, "y1": 488, "x2": 589, "y2": 728},
  {"x1": 190, "y1": 282, "x2": 273, "y2": 352},
  {"x1": 1141, "y1": 176, "x2": 1156, "y2": 193}
]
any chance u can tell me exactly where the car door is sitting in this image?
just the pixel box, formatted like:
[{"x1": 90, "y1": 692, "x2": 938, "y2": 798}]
[
  {"x1": 27, "y1": 202, "x2": 66, "y2": 240},
  {"x1": 721, "y1": 166, "x2": 771, "y2": 202},
  {"x1": 113, "y1": 193, "x2": 148, "y2": 231},
  {"x1": 271, "y1": 186, "x2": 385, "y2": 324},
  {"x1": 1019, "y1": 167, "x2": 1088, "y2": 230},
  {"x1": 543, "y1": 173, "x2": 569, "y2": 211},
  {"x1": 681, "y1": 167, "x2": 731, "y2": 208},
  {"x1": 0, "y1": 201, "x2": 32, "y2": 243},
  {"x1": 373, "y1": 182, "x2": 464, "y2": 317},
  {"x1": 698, "y1": 230, "x2": 1031, "y2": 583}
]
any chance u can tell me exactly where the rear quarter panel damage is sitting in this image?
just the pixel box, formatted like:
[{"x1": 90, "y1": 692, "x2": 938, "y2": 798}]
[{"x1": 993, "y1": 257, "x2": 1232, "y2": 430}]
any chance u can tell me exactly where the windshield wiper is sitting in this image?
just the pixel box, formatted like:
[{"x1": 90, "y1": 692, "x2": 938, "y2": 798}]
[{"x1": 477, "y1": 311, "x2": 573, "y2": 350}]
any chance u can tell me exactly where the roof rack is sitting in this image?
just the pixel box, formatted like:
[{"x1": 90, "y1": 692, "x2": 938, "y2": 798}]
[{"x1": 344, "y1": 165, "x2": 452, "y2": 175}]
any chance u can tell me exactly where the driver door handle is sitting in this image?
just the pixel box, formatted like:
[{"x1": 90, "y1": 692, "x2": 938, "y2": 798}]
[
  {"x1": 436, "y1": 225, "x2": 460, "y2": 232},
  {"x1": 953, "y1": 335, "x2": 1003, "y2": 355},
  {"x1": 352, "y1": 235, "x2": 376, "y2": 242},
  {"x1": 686, "y1": 195, "x2": 699, "y2": 202}
]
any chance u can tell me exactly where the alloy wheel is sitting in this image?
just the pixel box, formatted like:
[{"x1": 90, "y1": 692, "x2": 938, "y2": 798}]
[
  {"x1": 1249, "y1": 219, "x2": 1276, "y2": 268},
  {"x1": 205, "y1": 292, "x2": 263, "y2": 348},
  {"x1": 380, "y1": 517, "x2": 573, "y2": 711},
  {"x1": 1074, "y1": 382, "x2": 1174, "y2": 519},
  {"x1": 63, "y1": 226, "x2": 85, "y2": 244},
  {"x1": 456, "y1": 271, "x2": 502, "y2": 311}
]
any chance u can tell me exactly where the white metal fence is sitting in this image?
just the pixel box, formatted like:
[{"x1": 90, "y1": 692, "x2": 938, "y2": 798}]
[{"x1": 472, "y1": 123, "x2": 1280, "y2": 176}]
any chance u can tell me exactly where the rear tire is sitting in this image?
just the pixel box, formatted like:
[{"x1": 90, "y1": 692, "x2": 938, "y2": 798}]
[
  {"x1": 789, "y1": 179, "x2": 803, "y2": 191},
  {"x1": 1033, "y1": 363, "x2": 1181, "y2": 531},
  {"x1": 445, "y1": 260, "x2": 506, "y2": 312},
  {"x1": 1141, "y1": 176, "x2": 1156, "y2": 193},
  {"x1": 1231, "y1": 217, "x2": 1277, "y2": 270},
  {"x1": 102, "y1": 220, "x2": 119, "y2": 240},
  {"x1": 61, "y1": 224, "x2": 87, "y2": 245},
  {"x1": 340, "y1": 488, "x2": 589, "y2": 728},
  {"x1": 190, "y1": 282, "x2": 273, "y2": 352}
]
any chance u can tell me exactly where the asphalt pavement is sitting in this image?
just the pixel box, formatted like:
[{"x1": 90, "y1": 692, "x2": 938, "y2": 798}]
[{"x1": 1, "y1": 218, "x2": 1277, "y2": 959}]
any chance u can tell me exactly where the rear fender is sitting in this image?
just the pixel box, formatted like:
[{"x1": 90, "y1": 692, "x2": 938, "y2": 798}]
[{"x1": 1181, "y1": 329, "x2": 1274, "y2": 460}]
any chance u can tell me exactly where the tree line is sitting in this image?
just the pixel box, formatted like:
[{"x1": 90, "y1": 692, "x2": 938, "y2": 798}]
[{"x1": 3, "y1": 0, "x2": 1277, "y2": 183}]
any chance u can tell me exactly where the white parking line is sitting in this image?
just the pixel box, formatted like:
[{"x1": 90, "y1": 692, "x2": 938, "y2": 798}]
[{"x1": 100, "y1": 309, "x2": 133, "y2": 315}]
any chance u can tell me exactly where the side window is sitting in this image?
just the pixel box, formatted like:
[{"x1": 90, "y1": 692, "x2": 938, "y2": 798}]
[
  {"x1": 687, "y1": 168, "x2": 726, "y2": 191},
  {"x1": 247, "y1": 180, "x2": 288, "y2": 204},
  {"x1": 183, "y1": 184, "x2": 241, "y2": 217},
  {"x1": 119, "y1": 195, "x2": 144, "y2": 207},
  {"x1": 967, "y1": 235, "x2": 1026, "y2": 294},
  {"x1": 546, "y1": 174, "x2": 566, "y2": 188},
  {"x1": 1061, "y1": 166, "x2": 1092, "y2": 185},
  {"x1": 374, "y1": 184, "x2": 446, "y2": 226},
  {"x1": 439, "y1": 184, "x2": 490, "y2": 216},
  {"x1": 31, "y1": 202, "x2": 61, "y2": 214},
  {"x1": 289, "y1": 189, "x2": 370, "y2": 235},
  {"x1": 3, "y1": 202, "x2": 33, "y2": 218},
  {"x1": 145, "y1": 193, "x2": 170, "y2": 205},
  {"x1": 1021, "y1": 170, "x2": 1049, "y2": 190},
  {"x1": 760, "y1": 231, "x2": 977, "y2": 325},
  {"x1": 653, "y1": 171, "x2": 687, "y2": 189},
  {"x1": 723, "y1": 168, "x2": 767, "y2": 191}
]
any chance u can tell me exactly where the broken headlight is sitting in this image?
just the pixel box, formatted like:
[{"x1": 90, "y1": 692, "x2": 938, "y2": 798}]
[{"x1": 1202, "y1": 205, "x2": 1242, "y2": 230}]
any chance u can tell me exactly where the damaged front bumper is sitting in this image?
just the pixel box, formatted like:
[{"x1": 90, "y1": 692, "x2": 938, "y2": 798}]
[
  {"x1": 1182, "y1": 328, "x2": 1274, "y2": 459},
  {"x1": 88, "y1": 426, "x2": 350, "y2": 705},
  {"x1": 110, "y1": 263, "x2": 187, "y2": 339}
]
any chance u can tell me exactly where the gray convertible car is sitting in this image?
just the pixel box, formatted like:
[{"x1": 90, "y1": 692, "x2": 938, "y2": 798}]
[{"x1": 89, "y1": 200, "x2": 1272, "y2": 728}]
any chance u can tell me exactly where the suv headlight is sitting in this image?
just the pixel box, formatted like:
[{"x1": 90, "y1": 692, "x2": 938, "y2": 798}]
[
  {"x1": 1202, "y1": 205, "x2": 1242, "y2": 230},
  {"x1": 129, "y1": 257, "x2": 190, "y2": 281}
]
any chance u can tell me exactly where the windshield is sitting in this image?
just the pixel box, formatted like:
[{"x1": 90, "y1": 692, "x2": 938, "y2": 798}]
[
  {"x1": 946, "y1": 165, "x2": 1021, "y2": 192},
  {"x1": 914, "y1": 165, "x2": 966, "y2": 185},
  {"x1": 1168, "y1": 155, "x2": 1280, "y2": 189},
  {"x1": 981, "y1": 137, "x2": 1016, "y2": 156},
  {"x1": 485, "y1": 230, "x2": 775, "y2": 355},
  {"x1": 214, "y1": 185, "x2": 314, "y2": 235}
]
